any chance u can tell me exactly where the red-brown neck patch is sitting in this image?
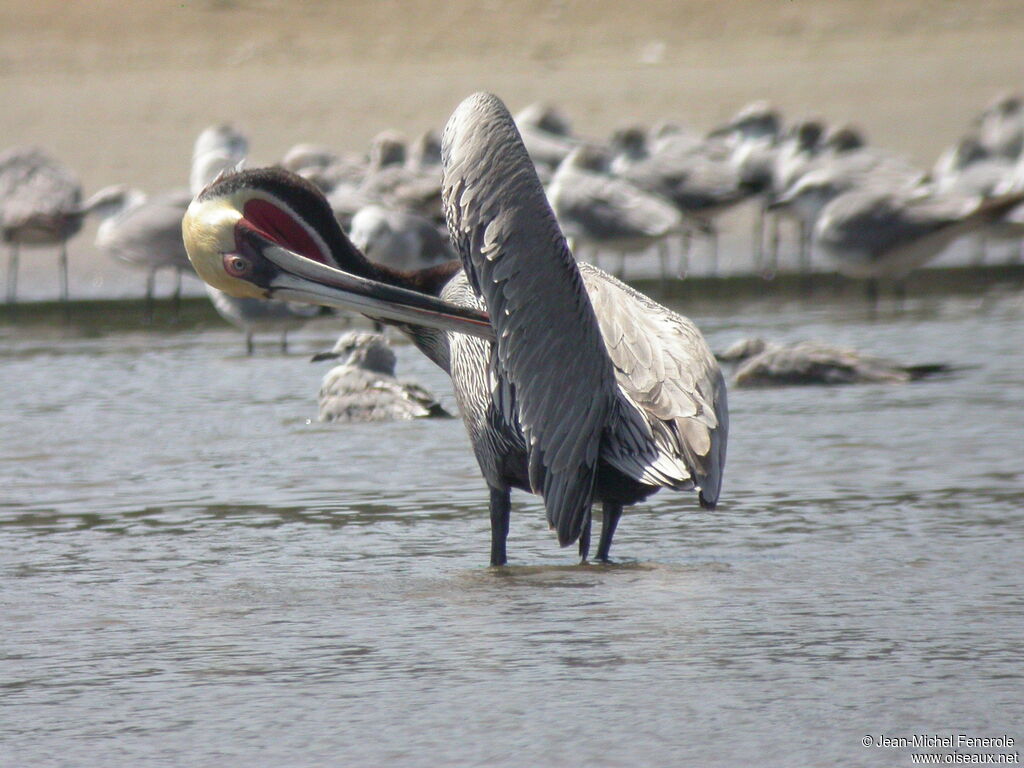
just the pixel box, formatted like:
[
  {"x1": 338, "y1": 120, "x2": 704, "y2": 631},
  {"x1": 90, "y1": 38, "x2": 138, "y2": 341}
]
[{"x1": 241, "y1": 198, "x2": 329, "y2": 264}]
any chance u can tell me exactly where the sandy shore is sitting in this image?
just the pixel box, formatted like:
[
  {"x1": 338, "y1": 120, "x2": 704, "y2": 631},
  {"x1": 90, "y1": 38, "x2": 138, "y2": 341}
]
[{"x1": 2, "y1": 0, "x2": 1023, "y2": 298}]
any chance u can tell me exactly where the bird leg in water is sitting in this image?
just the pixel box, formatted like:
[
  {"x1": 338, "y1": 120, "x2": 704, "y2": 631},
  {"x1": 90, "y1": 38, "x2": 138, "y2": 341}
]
[
  {"x1": 753, "y1": 202, "x2": 765, "y2": 272},
  {"x1": 578, "y1": 511, "x2": 592, "y2": 562},
  {"x1": 6, "y1": 244, "x2": 18, "y2": 304},
  {"x1": 678, "y1": 231, "x2": 691, "y2": 279},
  {"x1": 245, "y1": 331, "x2": 255, "y2": 356},
  {"x1": 58, "y1": 243, "x2": 69, "y2": 303},
  {"x1": 172, "y1": 268, "x2": 183, "y2": 321},
  {"x1": 865, "y1": 278, "x2": 880, "y2": 318},
  {"x1": 708, "y1": 228, "x2": 719, "y2": 276},
  {"x1": 596, "y1": 502, "x2": 623, "y2": 562},
  {"x1": 280, "y1": 331, "x2": 289, "y2": 354},
  {"x1": 489, "y1": 486, "x2": 511, "y2": 566},
  {"x1": 145, "y1": 271, "x2": 156, "y2": 324}
]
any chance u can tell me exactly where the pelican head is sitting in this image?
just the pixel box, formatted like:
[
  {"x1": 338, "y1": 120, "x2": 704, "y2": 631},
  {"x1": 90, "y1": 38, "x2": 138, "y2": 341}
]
[{"x1": 182, "y1": 167, "x2": 494, "y2": 340}]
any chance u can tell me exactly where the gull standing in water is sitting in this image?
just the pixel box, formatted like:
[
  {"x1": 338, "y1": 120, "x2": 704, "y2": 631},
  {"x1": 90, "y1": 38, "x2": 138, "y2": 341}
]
[
  {"x1": 0, "y1": 147, "x2": 122, "y2": 304},
  {"x1": 809, "y1": 183, "x2": 1024, "y2": 304},
  {"x1": 94, "y1": 187, "x2": 196, "y2": 319},
  {"x1": 182, "y1": 92, "x2": 727, "y2": 565},
  {"x1": 312, "y1": 330, "x2": 453, "y2": 422},
  {"x1": 547, "y1": 144, "x2": 693, "y2": 278}
]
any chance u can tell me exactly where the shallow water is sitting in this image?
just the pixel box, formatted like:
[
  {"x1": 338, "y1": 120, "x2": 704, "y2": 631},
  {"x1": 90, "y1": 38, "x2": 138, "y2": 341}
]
[{"x1": 2, "y1": 290, "x2": 1022, "y2": 767}]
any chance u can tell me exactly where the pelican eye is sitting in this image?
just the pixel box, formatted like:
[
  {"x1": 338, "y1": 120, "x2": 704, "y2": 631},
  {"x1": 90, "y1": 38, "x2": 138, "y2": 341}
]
[{"x1": 223, "y1": 254, "x2": 252, "y2": 278}]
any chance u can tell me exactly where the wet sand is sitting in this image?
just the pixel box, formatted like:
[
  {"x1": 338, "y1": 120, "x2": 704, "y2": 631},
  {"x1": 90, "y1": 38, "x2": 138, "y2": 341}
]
[{"x1": 2, "y1": 0, "x2": 1024, "y2": 297}]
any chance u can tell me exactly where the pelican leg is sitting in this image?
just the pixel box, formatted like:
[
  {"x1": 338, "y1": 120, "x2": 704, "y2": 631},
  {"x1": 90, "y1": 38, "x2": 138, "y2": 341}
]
[
  {"x1": 578, "y1": 512, "x2": 592, "y2": 563},
  {"x1": 657, "y1": 241, "x2": 669, "y2": 281},
  {"x1": 596, "y1": 502, "x2": 622, "y2": 562},
  {"x1": 280, "y1": 330, "x2": 289, "y2": 354},
  {"x1": 6, "y1": 244, "x2": 18, "y2": 304},
  {"x1": 58, "y1": 242, "x2": 69, "y2": 302},
  {"x1": 615, "y1": 251, "x2": 626, "y2": 279},
  {"x1": 489, "y1": 485, "x2": 511, "y2": 566},
  {"x1": 245, "y1": 331, "x2": 254, "y2": 356}
]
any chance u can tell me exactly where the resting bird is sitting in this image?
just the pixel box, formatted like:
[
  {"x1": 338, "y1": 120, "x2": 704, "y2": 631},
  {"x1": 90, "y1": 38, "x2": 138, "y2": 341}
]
[
  {"x1": 183, "y1": 92, "x2": 727, "y2": 565},
  {"x1": 0, "y1": 147, "x2": 124, "y2": 303},
  {"x1": 547, "y1": 144, "x2": 689, "y2": 278},
  {"x1": 718, "y1": 337, "x2": 953, "y2": 387},
  {"x1": 311, "y1": 331, "x2": 452, "y2": 422}
]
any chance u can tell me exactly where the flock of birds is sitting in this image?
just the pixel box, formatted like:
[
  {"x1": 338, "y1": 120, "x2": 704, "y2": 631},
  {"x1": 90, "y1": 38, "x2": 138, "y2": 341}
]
[
  {"x1": 2, "y1": 90, "x2": 1017, "y2": 563},
  {"x1": 3, "y1": 90, "x2": 1024, "y2": 318}
]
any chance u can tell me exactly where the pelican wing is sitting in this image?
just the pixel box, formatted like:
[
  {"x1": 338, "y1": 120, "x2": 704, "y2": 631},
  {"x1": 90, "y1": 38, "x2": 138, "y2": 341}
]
[
  {"x1": 442, "y1": 92, "x2": 619, "y2": 546},
  {"x1": 580, "y1": 264, "x2": 728, "y2": 506}
]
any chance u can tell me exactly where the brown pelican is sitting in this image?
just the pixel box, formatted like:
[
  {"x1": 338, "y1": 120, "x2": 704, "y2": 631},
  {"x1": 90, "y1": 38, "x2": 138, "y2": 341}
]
[
  {"x1": 312, "y1": 331, "x2": 453, "y2": 422},
  {"x1": 183, "y1": 92, "x2": 727, "y2": 565},
  {"x1": 718, "y1": 337, "x2": 953, "y2": 387},
  {"x1": 0, "y1": 147, "x2": 116, "y2": 304},
  {"x1": 193, "y1": 124, "x2": 323, "y2": 352}
]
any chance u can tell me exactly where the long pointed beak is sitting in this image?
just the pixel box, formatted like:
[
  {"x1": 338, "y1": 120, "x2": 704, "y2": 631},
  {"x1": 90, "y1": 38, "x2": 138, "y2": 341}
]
[{"x1": 255, "y1": 238, "x2": 496, "y2": 343}]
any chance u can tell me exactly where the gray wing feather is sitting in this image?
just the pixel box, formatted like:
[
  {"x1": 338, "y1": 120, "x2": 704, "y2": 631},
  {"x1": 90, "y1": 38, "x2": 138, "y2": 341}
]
[
  {"x1": 441, "y1": 92, "x2": 619, "y2": 545},
  {"x1": 580, "y1": 264, "x2": 728, "y2": 505}
]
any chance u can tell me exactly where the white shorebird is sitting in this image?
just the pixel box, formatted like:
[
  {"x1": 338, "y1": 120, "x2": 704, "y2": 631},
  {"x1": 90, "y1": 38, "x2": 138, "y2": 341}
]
[
  {"x1": 547, "y1": 144, "x2": 691, "y2": 278},
  {"x1": 0, "y1": 146, "x2": 120, "y2": 303},
  {"x1": 182, "y1": 92, "x2": 727, "y2": 565},
  {"x1": 709, "y1": 101, "x2": 783, "y2": 266},
  {"x1": 94, "y1": 187, "x2": 196, "y2": 317},
  {"x1": 807, "y1": 183, "x2": 1024, "y2": 303},
  {"x1": 348, "y1": 204, "x2": 453, "y2": 272},
  {"x1": 611, "y1": 126, "x2": 750, "y2": 274},
  {"x1": 359, "y1": 130, "x2": 444, "y2": 222},
  {"x1": 514, "y1": 102, "x2": 583, "y2": 174},
  {"x1": 974, "y1": 91, "x2": 1024, "y2": 160},
  {"x1": 311, "y1": 331, "x2": 453, "y2": 422}
]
